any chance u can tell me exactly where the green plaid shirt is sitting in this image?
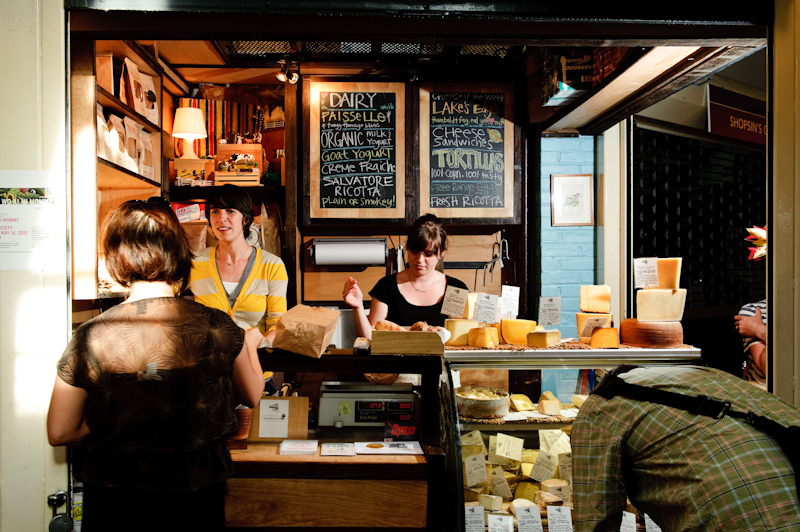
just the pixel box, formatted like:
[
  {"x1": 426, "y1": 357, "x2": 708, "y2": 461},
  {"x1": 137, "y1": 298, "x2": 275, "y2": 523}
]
[{"x1": 572, "y1": 366, "x2": 800, "y2": 531}]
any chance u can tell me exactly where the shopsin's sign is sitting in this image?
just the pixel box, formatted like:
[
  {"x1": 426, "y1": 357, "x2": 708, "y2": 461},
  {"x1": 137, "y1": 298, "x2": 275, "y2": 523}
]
[{"x1": 707, "y1": 84, "x2": 766, "y2": 145}]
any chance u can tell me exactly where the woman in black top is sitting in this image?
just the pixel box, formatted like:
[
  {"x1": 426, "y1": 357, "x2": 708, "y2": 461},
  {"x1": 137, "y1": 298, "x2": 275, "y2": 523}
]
[
  {"x1": 343, "y1": 214, "x2": 468, "y2": 339},
  {"x1": 47, "y1": 200, "x2": 264, "y2": 532}
]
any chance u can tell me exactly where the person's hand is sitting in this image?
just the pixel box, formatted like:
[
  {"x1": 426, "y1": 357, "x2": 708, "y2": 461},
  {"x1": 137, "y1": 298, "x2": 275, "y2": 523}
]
[
  {"x1": 343, "y1": 276, "x2": 364, "y2": 309},
  {"x1": 245, "y1": 326, "x2": 266, "y2": 351},
  {"x1": 734, "y1": 308, "x2": 767, "y2": 342}
]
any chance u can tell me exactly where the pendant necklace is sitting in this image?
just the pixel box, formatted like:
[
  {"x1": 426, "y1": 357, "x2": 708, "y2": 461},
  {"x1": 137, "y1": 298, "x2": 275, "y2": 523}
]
[{"x1": 410, "y1": 275, "x2": 434, "y2": 293}]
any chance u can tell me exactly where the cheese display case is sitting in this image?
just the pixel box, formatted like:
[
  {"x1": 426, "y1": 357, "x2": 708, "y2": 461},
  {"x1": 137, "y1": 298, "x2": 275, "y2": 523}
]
[{"x1": 440, "y1": 345, "x2": 702, "y2": 531}]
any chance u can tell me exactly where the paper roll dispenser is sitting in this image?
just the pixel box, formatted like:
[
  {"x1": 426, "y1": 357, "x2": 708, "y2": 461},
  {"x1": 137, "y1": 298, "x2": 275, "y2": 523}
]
[{"x1": 311, "y1": 238, "x2": 388, "y2": 266}]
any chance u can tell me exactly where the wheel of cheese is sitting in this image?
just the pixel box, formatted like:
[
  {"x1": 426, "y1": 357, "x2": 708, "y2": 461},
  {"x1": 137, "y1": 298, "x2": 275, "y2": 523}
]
[{"x1": 619, "y1": 319, "x2": 683, "y2": 348}]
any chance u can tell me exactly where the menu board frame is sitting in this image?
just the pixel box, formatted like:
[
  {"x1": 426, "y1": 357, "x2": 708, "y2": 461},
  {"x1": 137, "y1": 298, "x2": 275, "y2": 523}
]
[
  {"x1": 419, "y1": 83, "x2": 515, "y2": 220},
  {"x1": 309, "y1": 81, "x2": 406, "y2": 220}
]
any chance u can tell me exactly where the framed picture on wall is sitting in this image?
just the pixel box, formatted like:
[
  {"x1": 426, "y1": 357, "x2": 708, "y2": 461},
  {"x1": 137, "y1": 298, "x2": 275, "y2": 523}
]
[{"x1": 550, "y1": 174, "x2": 594, "y2": 226}]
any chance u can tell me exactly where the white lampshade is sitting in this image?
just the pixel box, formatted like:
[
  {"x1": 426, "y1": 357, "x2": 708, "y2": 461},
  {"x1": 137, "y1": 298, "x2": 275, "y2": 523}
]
[{"x1": 173, "y1": 107, "x2": 207, "y2": 159}]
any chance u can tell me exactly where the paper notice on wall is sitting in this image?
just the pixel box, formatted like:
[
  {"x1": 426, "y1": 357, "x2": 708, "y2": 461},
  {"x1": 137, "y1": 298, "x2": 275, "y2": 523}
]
[{"x1": 0, "y1": 171, "x2": 59, "y2": 271}]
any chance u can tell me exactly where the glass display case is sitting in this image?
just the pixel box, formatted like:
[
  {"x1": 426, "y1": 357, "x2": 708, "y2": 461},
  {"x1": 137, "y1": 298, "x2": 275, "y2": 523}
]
[{"x1": 440, "y1": 346, "x2": 702, "y2": 532}]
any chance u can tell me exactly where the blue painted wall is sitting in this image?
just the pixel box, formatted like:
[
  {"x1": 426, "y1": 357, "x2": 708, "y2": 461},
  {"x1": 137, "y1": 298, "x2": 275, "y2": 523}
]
[{"x1": 540, "y1": 136, "x2": 596, "y2": 339}]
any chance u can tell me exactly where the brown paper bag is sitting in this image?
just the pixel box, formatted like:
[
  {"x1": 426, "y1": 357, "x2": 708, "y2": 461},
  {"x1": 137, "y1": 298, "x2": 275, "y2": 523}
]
[{"x1": 272, "y1": 305, "x2": 340, "y2": 358}]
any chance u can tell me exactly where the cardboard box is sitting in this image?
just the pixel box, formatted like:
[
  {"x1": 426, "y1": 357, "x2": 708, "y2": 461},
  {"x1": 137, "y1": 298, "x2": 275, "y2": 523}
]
[
  {"x1": 96, "y1": 54, "x2": 114, "y2": 95},
  {"x1": 214, "y1": 171, "x2": 261, "y2": 186},
  {"x1": 174, "y1": 158, "x2": 215, "y2": 180},
  {"x1": 171, "y1": 202, "x2": 206, "y2": 223}
]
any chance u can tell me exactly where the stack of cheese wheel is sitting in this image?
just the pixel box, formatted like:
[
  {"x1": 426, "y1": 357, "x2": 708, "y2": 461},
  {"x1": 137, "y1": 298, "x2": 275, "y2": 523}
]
[
  {"x1": 577, "y1": 284, "x2": 619, "y2": 348},
  {"x1": 622, "y1": 257, "x2": 685, "y2": 348}
]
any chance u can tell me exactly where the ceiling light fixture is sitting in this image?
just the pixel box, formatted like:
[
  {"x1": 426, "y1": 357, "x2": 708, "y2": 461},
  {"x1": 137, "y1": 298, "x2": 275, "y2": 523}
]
[{"x1": 276, "y1": 58, "x2": 300, "y2": 84}]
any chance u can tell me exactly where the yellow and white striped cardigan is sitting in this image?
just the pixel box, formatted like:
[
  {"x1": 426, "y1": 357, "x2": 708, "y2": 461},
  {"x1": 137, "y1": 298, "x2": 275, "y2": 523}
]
[{"x1": 189, "y1": 246, "x2": 289, "y2": 337}]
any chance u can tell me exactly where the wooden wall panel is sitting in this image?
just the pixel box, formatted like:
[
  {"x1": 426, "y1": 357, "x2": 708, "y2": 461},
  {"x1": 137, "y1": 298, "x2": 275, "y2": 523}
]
[
  {"x1": 225, "y1": 478, "x2": 427, "y2": 528},
  {"x1": 301, "y1": 233, "x2": 503, "y2": 303}
]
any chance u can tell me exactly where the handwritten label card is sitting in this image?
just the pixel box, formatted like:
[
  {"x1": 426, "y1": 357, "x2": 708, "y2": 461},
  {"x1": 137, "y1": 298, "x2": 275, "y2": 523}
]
[
  {"x1": 558, "y1": 452, "x2": 572, "y2": 483},
  {"x1": 516, "y1": 505, "x2": 545, "y2": 532},
  {"x1": 460, "y1": 429, "x2": 488, "y2": 458},
  {"x1": 530, "y1": 450, "x2": 559, "y2": 482},
  {"x1": 441, "y1": 285, "x2": 469, "y2": 318},
  {"x1": 474, "y1": 293, "x2": 500, "y2": 324},
  {"x1": 580, "y1": 317, "x2": 611, "y2": 338},
  {"x1": 644, "y1": 514, "x2": 664, "y2": 532},
  {"x1": 495, "y1": 433, "x2": 524, "y2": 461},
  {"x1": 489, "y1": 465, "x2": 514, "y2": 500},
  {"x1": 464, "y1": 454, "x2": 489, "y2": 487},
  {"x1": 620, "y1": 511, "x2": 637, "y2": 532},
  {"x1": 500, "y1": 285, "x2": 520, "y2": 317},
  {"x1": 550, "y1": 433, "x2": 572, "y2": 456},
  {"x1": 546, "y1": 506, "x2": 573, "y2": 532},
  {"x1": 464, "y1": 505, "x2": 484, "y2": 532},
  {"x1": 539, "y1": 429, "x2": 563, "y2": 453},
  {"x1": 539, "y1": 296, "x2": 562, "y2": 326},
  {"x1": 488, "y1": 435, "x2": 509, "y2": 466},
  {"x1": 487, "y1": 514, "x2": 514, "y2": 532},
  {"x1": 634, "y1": 257, "x2": 660, "y2": 288}
]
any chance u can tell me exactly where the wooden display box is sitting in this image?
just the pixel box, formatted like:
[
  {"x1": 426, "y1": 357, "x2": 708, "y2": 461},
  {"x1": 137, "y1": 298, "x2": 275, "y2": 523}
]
[
  {"x1": 371, "y1": 331, "x2": 444, "y2": 355},
  {"x1": 215, "y1": 171, "x2": 261, "y2": 186},
  {"x1": 248, "y1": 395, "x2": 309, "y2": 442},
  {"x1": 174, "y1": 158, "x2": 215, "y2": 179},
  {"x1": 216, "y1": 143, "x2": 266, "y2": 171}
]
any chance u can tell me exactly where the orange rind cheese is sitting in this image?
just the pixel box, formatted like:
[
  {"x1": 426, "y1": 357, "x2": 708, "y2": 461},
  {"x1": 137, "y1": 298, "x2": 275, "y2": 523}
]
[
  {"x1": 501, "y1": 318, "x2": 538, "y2": 345},
  {"x1": 576, "y1": 312, "x2": 613, "y2": 343},
  {"x1": 590, "y1": 327, "x2": 619, "y2": 348},
  {"x1": 467, "y1": 327, "x2": 500, "y2": 348},
  {"x1": 643, "y1": 257, "x2": 682, "y2": 290},
  {"x1": 579, "y1": 285, "x2": 611, "y2": 313}
]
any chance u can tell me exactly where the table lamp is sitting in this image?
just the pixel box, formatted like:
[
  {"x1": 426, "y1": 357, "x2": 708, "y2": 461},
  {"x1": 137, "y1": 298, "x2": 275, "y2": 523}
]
[{"x1": 173, "y1": 107, "x2": 207, "y2": 159}]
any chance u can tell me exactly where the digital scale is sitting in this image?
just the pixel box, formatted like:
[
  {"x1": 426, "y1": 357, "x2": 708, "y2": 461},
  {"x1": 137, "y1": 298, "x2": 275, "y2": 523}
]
[{"x1": 318, "y1": 381, "x2": 421, "y2": 427}]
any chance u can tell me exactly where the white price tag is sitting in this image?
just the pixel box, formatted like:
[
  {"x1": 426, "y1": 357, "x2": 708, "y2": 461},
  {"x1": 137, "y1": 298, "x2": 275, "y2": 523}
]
[
  {"x1": 516, "y1": 505, "x2": 544, "y2": 532},
  {"x1": 488, "y1": 435, "x2": 509, "y2": 466},
  {"x1": 530, "y1": 449, "x2": 559, "y2": 482},
  {"x1": 489, "y1": 465, "x2": 514, "y2": 500},
  {"x1": 495, "y1": 433, "x2": 524, "y2": 461},
  {"x1": 539, "y1": 296, "x2": 562, "y2": 326},
  {"x1": 546, "y1": 506, "x2": 573, "y2": 532},
  {"x1": 441, "y1": 286, "x2": 469, "y2": 318},
  {"x1": 644, "y1": 514, "x2": 664, "y2": 532},
  {"x1": 620, "y1": 511, "x2": 637, "y2": 532},
  {"x1": 634, "y1": 257, "x2": 660, "y2": 288},
  {"x1": 558, "y1": 452, "x2": 572, "y2": 484},
  {"x1": 464, "y1": 505, "x2": 484, "y2": 532},
  {"x1": 464, "y1": 454, "x2": 488, "y2": 487},
  {"x1": 580, "y1": 317, "x2": 610, "y2": 338},
  {"x1": 487, "y1": 514, "x2": 514, "y2": 532},
  {"x1": 474, "y1": 293, "x2": 500, "y2": 324},
  {"x1": 500, "y1": 285, "x2": 520, "y2": 317}
]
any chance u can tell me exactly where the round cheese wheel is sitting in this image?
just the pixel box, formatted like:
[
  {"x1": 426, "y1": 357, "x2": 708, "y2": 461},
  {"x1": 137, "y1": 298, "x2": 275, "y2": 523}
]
[{"x1": 619, "y1": 319, "x2": 683, "y2": 348}]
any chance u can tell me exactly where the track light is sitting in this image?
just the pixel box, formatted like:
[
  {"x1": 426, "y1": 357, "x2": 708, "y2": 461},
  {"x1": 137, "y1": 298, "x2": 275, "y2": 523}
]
[{"x1": 276, "y1": 58, "x2": 300, "y2": 84}]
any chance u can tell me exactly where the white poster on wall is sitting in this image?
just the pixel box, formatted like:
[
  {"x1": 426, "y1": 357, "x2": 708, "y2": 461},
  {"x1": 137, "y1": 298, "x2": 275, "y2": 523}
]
[{"x1": 0, "y1": 171, "x2": 59, "y2": 271}]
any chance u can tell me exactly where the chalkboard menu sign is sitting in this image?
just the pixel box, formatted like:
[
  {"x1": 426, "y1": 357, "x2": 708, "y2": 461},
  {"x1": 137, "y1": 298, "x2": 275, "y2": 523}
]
[
  {"x1": 310, "y1": 82, "x2": 405, "y2": 219},
  {"x1": 420, "y1": 84, "x2": 514, "y2": 220}
]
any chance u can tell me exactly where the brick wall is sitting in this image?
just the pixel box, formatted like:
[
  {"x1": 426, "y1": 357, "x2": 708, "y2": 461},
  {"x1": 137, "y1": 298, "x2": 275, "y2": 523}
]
[{"x1": 540, "y1": 136, "x2": 595, "y2": 339}]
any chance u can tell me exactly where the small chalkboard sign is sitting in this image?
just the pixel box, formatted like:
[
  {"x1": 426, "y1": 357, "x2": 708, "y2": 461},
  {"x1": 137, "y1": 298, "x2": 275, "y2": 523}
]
[
  {"x1": 310, "y1": 82, "x2": 405, "y2": 219},
  {"x1": 420, "y1": 83, "x2": 514, "y2": 219}
]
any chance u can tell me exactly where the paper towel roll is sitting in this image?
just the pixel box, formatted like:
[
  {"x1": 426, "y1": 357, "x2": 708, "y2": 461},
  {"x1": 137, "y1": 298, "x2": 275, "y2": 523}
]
[{"x1": 312, "y1": 239, "x2": 387, "y2": 266}]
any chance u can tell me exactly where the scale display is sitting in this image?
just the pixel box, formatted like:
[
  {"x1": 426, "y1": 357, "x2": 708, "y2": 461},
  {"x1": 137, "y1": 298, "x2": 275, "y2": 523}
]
[{"x1": 355, "y1": 401, "x2": 415, "y2": 423}]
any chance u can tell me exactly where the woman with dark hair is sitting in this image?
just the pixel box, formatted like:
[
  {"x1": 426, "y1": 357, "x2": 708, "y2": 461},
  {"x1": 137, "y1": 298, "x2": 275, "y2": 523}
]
[
  {"x1": 188, "y1": 184, "x2": 288, "y2": 388},
  {"x1": 47, "y1": 199, "x2": 264, "y2": 531},
  {"x1": 343, "y1": 214, "x2": 468, "y2": 339}
]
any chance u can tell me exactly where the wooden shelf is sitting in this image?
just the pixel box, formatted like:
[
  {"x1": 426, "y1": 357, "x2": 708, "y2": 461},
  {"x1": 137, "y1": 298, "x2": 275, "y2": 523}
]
[
  {"x1": 169, "y1": 184, "x2": 283, "y2": 202},
  {"x1": 97, "y1": 158, "x2": 161, "y2": 191},
  {"x1": 96, "y1": 86, "x2": 160, "y2": 132}
]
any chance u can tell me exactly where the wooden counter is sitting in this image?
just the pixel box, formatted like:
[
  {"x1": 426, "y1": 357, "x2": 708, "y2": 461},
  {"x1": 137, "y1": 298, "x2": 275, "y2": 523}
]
[{"x1": 226, "y1": 443, "x2": 430, "y2": 530}]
